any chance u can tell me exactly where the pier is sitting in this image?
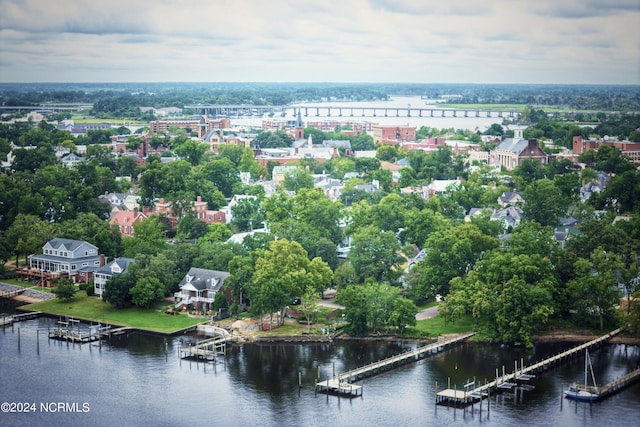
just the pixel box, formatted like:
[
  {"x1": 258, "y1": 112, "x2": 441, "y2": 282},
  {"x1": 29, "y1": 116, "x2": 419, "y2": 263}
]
[
  {"x1": 1, "y1": 311, "x2": 43, "y2": 326},
  {"x1": 436, "y1": 328, "x2": 626, "y2": 407},
  {"x1": 47, "y1": 316, "x2": 134, "y2": 343},
  {"x1": 316, "y1": 332, "x2": 476, "y2": 396},
  {"x1": 594, "y1": 368, "x2": 640, "y2": 400},
  {"x1": 179, "y1": 335, "x2": 230, "y2": 361}
]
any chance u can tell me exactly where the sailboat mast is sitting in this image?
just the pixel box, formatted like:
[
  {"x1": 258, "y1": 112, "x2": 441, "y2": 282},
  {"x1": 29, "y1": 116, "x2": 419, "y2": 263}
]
[{"x1": 584, "y1": 349, "x2": 588, "y2": 390}]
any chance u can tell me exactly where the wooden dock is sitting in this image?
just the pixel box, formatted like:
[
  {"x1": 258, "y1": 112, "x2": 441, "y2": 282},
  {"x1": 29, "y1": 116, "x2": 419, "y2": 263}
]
[
  {"x1": 436, "y1": 327, "x2": 624, "y2": 406},
  {"x1": 316, "y1": 332, "x2": 476, "y2": 397},
  {"x1": 179, "y1": 335, "x2": 229, "y2": 361},
  {"x1": 47, "y1": 317, "x2": 132, "y2": 344},
  {"x1": 594, "y1": 368, "x2": 640, "y2": 400},
  {"x1": 1, "y1": 311, "x2": 43, "y2": 326}
]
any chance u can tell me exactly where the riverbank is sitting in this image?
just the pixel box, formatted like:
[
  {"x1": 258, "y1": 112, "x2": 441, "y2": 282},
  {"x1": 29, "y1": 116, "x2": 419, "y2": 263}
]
[{"x1": 4, "y1": 285, "x2": 639, "y2": 345}]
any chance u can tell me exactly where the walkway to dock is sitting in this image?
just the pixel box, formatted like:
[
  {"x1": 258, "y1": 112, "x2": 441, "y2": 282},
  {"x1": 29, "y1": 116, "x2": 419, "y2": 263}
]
[
  {"x1": 316, "y1": 332, "x2": 476, "y2": 396},
  {"x1": 436, "y1": 327, "x2": 624, "y2": 406}
]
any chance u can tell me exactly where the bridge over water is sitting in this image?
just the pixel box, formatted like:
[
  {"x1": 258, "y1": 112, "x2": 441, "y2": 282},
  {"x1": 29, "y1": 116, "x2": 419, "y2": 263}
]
[{"x1": 183, "y1": 104, "x2": 521, "y2": 119}]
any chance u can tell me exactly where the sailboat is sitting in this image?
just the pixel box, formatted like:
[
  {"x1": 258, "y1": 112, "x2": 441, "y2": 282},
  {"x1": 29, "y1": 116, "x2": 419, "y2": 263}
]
[{"x1": 565, "y1": 349, "x2": 600, "y2": 402}]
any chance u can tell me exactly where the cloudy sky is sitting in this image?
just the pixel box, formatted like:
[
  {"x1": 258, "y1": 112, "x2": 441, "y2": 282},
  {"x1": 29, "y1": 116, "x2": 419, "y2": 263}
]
[{"x1": 1, "y1": 0, "x2": 638, "y2": 84}]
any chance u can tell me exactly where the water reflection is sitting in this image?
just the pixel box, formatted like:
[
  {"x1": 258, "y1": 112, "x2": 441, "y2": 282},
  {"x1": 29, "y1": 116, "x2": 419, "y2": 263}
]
[{"x1": 1, "y1": 319, "x2": 639, "y2": 427}]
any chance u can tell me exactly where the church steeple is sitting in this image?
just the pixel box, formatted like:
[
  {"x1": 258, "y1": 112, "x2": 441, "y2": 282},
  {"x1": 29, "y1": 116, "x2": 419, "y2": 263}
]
[{"x1": 294, "y1": 108, "x2": 304, "y2": 141}]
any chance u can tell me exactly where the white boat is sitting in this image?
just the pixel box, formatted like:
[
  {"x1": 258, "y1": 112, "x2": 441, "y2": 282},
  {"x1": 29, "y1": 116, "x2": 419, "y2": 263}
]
[{"x1": 565, "y1": 349, "x2": 599, "y2": 402}]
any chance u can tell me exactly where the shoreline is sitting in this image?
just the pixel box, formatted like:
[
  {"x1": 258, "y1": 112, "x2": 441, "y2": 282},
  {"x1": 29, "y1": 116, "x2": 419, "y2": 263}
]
[{"x1": 6, "y1": 293, "x2": 640, "y2": 345}]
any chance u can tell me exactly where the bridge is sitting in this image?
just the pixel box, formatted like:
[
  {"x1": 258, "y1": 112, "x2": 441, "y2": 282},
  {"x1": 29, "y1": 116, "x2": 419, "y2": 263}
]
[
  {"x1": 0, "y1": 103, "x2": 93, "y2": 112},
  {"x1": 182, "y1": 104, "x2": 521, "y2": 119}
]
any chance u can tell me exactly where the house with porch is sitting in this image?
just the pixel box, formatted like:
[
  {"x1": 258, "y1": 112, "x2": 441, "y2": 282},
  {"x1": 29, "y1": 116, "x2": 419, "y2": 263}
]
[
  {"x1": 94, "y1": 257, "x2": 135, "y2": 297},
  {"x1": 174, "y1": 268, "x2": 230, "y2": 312},
  {"x1": 23, "y1": 238, "x2": 103, "y2": 286}
]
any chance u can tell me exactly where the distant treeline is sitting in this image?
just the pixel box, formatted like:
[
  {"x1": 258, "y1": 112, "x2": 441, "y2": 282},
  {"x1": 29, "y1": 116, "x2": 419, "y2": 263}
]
[{"x1": 0, "y1": 83, "x2": 638, "y2": 119}]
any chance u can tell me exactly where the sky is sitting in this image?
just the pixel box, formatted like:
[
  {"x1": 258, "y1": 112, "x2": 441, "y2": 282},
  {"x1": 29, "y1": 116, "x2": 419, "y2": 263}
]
[{"x1": 0, "y1": 0, "x2": 639, "y2": 84}]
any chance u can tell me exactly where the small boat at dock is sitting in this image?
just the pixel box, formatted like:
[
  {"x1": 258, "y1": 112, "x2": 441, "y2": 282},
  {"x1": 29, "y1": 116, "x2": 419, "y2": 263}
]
[{"x1": 565, "y1": 349, "x2": 599, "y2": 402}]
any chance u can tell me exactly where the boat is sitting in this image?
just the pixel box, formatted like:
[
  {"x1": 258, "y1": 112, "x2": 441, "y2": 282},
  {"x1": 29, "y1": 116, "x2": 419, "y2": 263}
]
[{"x1": 565, "y1": 349, "x2": 600, "y2": 402}]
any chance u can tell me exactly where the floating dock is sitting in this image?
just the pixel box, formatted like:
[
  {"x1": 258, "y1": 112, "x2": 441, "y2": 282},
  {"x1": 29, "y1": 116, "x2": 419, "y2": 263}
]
[{"x1": 316, "y1": 332, "x2": 476, "y2": 397}]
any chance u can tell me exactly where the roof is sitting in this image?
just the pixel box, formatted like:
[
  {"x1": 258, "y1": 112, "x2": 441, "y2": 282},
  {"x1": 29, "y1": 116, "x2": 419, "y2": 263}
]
[
  {"x1": 495, "y1": 138, "x2": 530, "y2": 154},
  {"x1": 94, "y1": 257, "x2": 135, "y2": 275},
  {"x1": 178, "y1": 268, "x2": 230, "y2": 292},
  {"x1": 45, "y1": 238, "x2": 96, "y2": 252}
]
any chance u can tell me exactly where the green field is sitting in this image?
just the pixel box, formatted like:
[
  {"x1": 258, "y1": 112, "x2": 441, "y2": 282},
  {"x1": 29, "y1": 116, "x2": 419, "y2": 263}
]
[{"x1": 22, "y1": 293, "x2": 202, "y2": 333}]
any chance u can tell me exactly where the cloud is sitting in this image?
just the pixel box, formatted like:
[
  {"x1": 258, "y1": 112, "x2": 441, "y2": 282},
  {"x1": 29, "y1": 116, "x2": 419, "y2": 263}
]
[
  {"x1": 532, "y1": 0, "x2": 640, "y2": 18},
  {"x1": 0, "y1": 0, "x2": 637, "y2": 84}
]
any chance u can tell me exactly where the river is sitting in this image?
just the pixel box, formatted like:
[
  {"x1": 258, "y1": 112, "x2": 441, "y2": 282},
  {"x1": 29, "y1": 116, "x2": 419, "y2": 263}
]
[
  {"x1": 0, "y1": 317, "x2": 638, "y2": 427},
  {"x1": 231, "y1": 96, "x2": 505, "y2": 132}
]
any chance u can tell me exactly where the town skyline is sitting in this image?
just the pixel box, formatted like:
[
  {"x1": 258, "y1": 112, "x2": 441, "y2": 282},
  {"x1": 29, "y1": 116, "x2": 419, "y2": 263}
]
[{"x1": 1, "y1": 0, "x2": 639, "y2": 85}]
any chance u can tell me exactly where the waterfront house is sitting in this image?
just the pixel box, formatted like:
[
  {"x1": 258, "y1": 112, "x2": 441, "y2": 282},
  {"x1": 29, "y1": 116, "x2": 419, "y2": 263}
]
[
  {"x1": 24, "y1": 238, "x2": 103, "y2": 286},
  {"x1": 94, "y1": 257, "x2": 135, "y2": 297},
  {"x1": 175, "y1": 268, "x2": 230, "y2": 312}
]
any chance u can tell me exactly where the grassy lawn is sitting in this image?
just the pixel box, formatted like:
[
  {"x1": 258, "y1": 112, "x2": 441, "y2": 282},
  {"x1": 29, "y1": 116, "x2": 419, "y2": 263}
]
[
  {"x1": 407, "y1": 314, "x2": 476, "y2": 338},
  {"x1": 22, "y1": 293, "x2": 202, "y2": 333}
]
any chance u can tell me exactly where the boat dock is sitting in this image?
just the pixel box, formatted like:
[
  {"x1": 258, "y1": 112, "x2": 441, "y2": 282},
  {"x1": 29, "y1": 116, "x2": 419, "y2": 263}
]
[
  {"x1": 1, "y1": 311, "x2": 43, "y2": 326},
  {"x1": 436, "y1": 327, "x2": 625, "y2": 407},
  {"x1": 47, "y1": 316, "x2": 134, "y2": 343},
  {"x1": 179, "y1": 335, "x2": 229, "y2": 361},
  {"x1": 594, "y1": 368, "x2": 640, "y2": 400},
  {"x1": 316, "y1": 332, "x2": 476, "y2": 397}
]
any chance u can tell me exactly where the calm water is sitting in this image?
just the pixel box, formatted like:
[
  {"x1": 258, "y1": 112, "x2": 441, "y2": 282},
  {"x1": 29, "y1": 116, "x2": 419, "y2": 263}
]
[
  {"x1": 233, "y1": 96, "x2": 503, "y2": 131},
  {"x1": 0, "y1": 318, "x2": 639, "y2": 427}
]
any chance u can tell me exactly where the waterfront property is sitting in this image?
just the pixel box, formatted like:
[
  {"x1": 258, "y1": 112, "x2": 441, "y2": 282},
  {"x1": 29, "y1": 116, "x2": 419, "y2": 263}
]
[
  {"x1": 174, "y1": 268, "x2": 230, "y2": 312},
  {"x1": 17, "y1": 238, "x2": 104, "y2": 287},
  {"x1": 93, "y1": 257, "x2": 135, "y2": 297}
]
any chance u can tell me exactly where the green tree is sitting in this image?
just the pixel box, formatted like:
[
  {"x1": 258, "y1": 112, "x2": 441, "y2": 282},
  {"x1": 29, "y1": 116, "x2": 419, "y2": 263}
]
[
  {"x1": 130, "y1": 276, "x2": 165, "y2": 308},
  {"x1": 174, "y1": 140, "x2": 209, "y2": 166},
  {"x1": 336, "y1": 282, "x2": 417, "y2": 335},
  {"x1": 283, "y1": 168, "x2": 314, "y2": 192},
  {"x1": 348, "y1": 225, "x2": 403, "y2": 283},
  {"x1": 568, "y1": 247, "x2": 623, "y2": 330},
  {"x1": 408, "y1": 223, "x2": 499, "y2": 301},
  {"x1": 52, "y1": 278, "x2": 77, "y2": 302},
  {"x1": 102, "y1": 272, "x2": 135, "y2": 308},
  {"x1": 122, "y1": 216, "x2": 168, "y2": 258},
  {"x1": 249, "y1": 240, "x2": 332, "y2": 327},
  {"x1": 444, "y1": 250, "x2": 557, "y2": 346},
  {"x1": 522, "y1": 179, "x2": 568, "y2": 226}
]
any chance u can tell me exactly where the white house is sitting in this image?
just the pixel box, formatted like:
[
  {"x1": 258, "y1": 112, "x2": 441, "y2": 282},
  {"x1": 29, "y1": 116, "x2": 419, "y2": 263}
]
[
  {"x1": 174, "y1": 268, "x2": 230, "y2": 312},
  {"x1": 93, "y1": 257, "x2": 135, "y2": 297}
]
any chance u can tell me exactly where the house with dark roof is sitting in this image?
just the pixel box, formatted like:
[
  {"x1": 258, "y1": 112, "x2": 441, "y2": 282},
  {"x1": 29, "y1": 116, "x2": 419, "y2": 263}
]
[
  {"x1": 498, "y1": 191, "x2": 524, "y2": 207},
  {"x1": 24, "y1": 238, "x2": 103, "y2": 286},
  {"x1": 490, "y1": 206, "x2": 523, "y2": 231},
  {"x1": 94, "y1": 257, "x2": 135, "y2": 297},
  {"x1": 174, "y1": 268, "x2": 230, "y2": 312}
]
